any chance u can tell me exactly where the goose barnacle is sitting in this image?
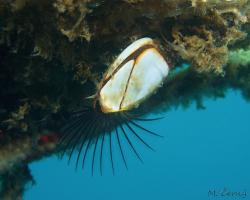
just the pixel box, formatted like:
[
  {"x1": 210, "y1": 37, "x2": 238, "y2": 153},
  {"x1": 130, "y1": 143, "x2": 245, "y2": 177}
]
[
  {"x1": 59, "y1": 37, "x2": 170, "y2": 175},
  {"x1": 95, "y1": 37, "x2": 169, "y2": 113}
]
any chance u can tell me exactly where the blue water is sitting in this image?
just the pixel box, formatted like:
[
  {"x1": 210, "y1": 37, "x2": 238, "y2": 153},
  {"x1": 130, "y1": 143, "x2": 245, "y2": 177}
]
[{"x1": 24, "y1": 90, "x2": 250, "y2": 200}]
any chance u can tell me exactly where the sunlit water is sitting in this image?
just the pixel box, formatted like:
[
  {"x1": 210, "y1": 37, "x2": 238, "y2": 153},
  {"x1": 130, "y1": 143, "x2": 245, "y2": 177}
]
[{"x1": 24, "y1": 90, "x2": 250, "y2": 200}]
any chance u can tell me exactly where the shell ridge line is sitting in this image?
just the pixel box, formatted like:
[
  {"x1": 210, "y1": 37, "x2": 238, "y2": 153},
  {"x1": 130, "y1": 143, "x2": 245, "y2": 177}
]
[
  {"x1": 120, "y1": 47, "x2": 164, "y2": 110},
  {"x1": 119, "y1": 58, "x2": 137, "y2": 110},
  {"x1": 119, "y1": 45, "x2": 158, "y2": 110},
  {"x1": 99, "y1": 44, "x2": 156, "y2": 93},
  {"x1": 109, "y1": 38, "x2": 154, "y2": 74}
]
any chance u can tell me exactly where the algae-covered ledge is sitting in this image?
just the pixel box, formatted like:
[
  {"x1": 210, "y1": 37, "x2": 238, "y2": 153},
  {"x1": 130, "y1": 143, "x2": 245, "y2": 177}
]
[{"x1": 0, "y1": 0, "x2": 250, "y2": 198}]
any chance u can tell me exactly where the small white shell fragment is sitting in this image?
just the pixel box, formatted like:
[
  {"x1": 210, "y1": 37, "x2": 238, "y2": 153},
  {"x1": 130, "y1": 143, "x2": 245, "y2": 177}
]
[{"x1": 98, "y1": 37, "x2": 169, "y2": 113}]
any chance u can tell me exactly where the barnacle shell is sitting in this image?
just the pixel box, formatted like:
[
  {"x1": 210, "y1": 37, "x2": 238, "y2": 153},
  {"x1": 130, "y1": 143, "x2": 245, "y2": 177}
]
[{"x1": 98, "y1": 38, "x2": 169, "y2": 113}]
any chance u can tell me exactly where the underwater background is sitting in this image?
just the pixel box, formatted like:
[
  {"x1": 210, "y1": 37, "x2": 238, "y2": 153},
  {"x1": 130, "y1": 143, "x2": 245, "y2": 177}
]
[
  {"x1": 0, "y1": 0, "x2": 250, "y2": 199},
  {"x1": 24, "y1": 90, "x2": 250, "y2": 200}
]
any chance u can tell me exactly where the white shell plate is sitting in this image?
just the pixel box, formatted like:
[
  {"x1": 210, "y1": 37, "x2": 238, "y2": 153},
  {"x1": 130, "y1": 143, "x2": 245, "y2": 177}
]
[{"x1": 99, "y1": 38, "x2": 169, "y2": 113}]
